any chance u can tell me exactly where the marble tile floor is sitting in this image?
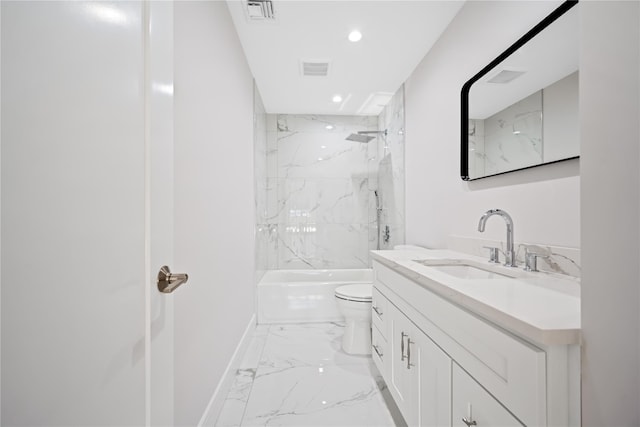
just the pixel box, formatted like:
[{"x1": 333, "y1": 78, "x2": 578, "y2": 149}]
[{"x1": 215, "y1": 323, "x2": 404, "y2": 427}]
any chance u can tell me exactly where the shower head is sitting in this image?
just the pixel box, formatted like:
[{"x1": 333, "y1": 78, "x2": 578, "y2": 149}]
[
  {"x1": 345, "y1": 129, "x2": 388, "y2": 143},
  {"x1": 345, "y1": 133, "x2": 375, "y2": 143}
]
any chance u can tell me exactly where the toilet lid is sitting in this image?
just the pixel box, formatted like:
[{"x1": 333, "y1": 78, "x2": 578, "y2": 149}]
[{"x1": 335, "y1": 284, "x2": 372, "y2": 302}]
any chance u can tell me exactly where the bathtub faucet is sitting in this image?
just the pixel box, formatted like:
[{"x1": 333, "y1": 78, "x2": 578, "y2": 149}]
[{"x1": 477, "y1": 209, "x2": 516, "y2": 267}]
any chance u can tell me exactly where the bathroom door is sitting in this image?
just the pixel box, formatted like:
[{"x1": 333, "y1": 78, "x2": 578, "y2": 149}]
[{"x1": 1, "y1": 1, "x2": 174, "y2": 425}]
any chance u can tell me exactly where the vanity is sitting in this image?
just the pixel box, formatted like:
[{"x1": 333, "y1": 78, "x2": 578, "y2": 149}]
[{"x1": 370, "y1": 248, "x2": 580, "y2": 427}]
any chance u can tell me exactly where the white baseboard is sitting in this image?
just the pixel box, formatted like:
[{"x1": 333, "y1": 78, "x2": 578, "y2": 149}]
[{"x1": 197, "y1": 313, "x2": 256, "y2": 427}]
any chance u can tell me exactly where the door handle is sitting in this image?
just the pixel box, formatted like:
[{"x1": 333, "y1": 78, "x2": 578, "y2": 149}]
[{"x1": 157, "y1": 266, "x2": 189, "y2": 294}]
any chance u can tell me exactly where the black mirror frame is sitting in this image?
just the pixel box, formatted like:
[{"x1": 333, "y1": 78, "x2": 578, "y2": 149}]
[{"x1": 461, "y1": 0, "x2": 579, "y2": 181}]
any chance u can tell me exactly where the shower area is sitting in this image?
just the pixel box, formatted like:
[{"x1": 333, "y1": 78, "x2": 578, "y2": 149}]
[{"x1": 253, "y1": 85, "x2": 406, "y2": 323}]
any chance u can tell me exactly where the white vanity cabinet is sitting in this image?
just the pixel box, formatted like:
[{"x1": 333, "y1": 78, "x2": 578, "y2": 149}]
[
  {"x1": 376, "y1": 286, "x2": 451, "y2": 427},
  {"x1": 372, "y1": 258, "x2": 580, "y2": 427}
]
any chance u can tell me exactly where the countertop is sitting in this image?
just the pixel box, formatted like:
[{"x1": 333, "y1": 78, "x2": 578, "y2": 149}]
[{"x1": 371, "y1": 248, "x2": 581, "y2": 346}]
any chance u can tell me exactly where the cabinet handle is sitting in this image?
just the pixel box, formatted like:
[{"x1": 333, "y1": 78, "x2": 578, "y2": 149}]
[
  {"x1": 400, "y1": 332, "x2": 408, "y2": 361},
  {"x1": 373, "y1": 305, "x2": 383, "y2": 316},
  {"x1": 406, "y1": 338, "x2": 414, "y2": 369},
  {"x1": 462, "y1": 417, "x2": 477, "y2": 427},
  {"x1": 373, "y1": 344, "x2": 383, "y2": 359}
]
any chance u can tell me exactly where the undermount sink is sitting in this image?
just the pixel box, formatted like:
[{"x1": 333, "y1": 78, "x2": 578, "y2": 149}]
[{"x1": 413, "y1": 259, "x2": 519, "y2": 280}]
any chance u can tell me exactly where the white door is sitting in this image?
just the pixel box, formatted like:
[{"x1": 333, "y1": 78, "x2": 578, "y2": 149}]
[
  {"x1": 147, "y1": 2, "x2": 175, "y2": 425},
  {"x1": 1, "y1": 1, "x2": 174, "y2": 425}
]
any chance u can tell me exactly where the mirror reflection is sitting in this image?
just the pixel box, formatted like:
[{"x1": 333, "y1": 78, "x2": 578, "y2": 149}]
[{"x1": 462, "y1": 1, "x2": 579, "y2": 180}]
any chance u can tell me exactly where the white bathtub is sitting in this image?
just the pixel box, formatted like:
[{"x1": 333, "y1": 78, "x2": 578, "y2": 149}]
[{"x1": 257, "y1": 269, "x2": 373, "y2": 324}]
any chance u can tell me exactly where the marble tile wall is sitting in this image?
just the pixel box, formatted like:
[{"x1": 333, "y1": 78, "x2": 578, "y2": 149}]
[
  {"x1": 375, "y1": 86, "x2": 406, "y2": 251},
  {"x1": 256, "y1": 87, "x2": 406, "y2": 270},
  {"x1": 470, "y1": 90, "x2": 543, "y2": 178},
  {"x1": 254, "y1": 85, "x2": 269, "y2": 282},
  {"x1": 269, "y1": 114, "x2": 377, "y2": 269}
]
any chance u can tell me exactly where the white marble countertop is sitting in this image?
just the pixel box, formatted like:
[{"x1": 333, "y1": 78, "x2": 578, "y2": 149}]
[{"x1": 371, "y1": 248, "x2": 581, "y2": 346}]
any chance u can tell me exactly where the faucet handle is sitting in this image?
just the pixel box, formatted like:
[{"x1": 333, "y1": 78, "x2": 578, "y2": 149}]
[
  {"x1": 523, "y1": 247, "x2": 549, "y2": 272},
  {"x1": 482, "y1": 246, "x2": 501, "y2": 264}
]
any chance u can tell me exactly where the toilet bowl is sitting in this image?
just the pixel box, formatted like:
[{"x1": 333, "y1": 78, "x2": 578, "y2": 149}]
[{"x1": 335, "y1": 284, "x2": 372, "y2": 355}]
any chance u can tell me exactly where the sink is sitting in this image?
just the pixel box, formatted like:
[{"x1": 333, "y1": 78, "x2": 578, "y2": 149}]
[
  {"x1": 429, "y1": 264, "x2": 512, "y2": 280},
  {"x1": 413, "y1": 259, "x2": 518, "y2": 280}
]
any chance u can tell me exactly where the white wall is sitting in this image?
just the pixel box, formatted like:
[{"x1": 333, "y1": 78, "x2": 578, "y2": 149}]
[
  {"x1": 580, "y1": 2, "x2": 640, "y2": 425},
  {"x1": 173, "y1": 2, "x2": 255, "y2": 425},
  {"x1": 544, "y1": 72, "x2": 579, "y2": 162},
  {"x1": 405, "y1": 1, "x2": 640, "y2": 424},
  {"x1": 405, "y1": 1, "x2": 580, "y2": 250}
]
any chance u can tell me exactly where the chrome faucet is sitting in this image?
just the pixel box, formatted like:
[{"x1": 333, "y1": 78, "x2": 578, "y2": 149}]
[{"x1": 477, "y1": 209, "x2": 517, "y2": 267}]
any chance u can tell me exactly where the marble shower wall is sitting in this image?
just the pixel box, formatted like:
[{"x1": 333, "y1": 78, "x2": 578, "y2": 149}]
[
  {"x1": 256, "y1": 87, "x2": 406, "y2": 270},
  {"x1": 254, "y1": 84, "x2": 269, "y2": 282},
  {"x1": 267, "y1": 114, "x2": 378, "y2": 269},
  {"x1": 375, "y1": 86, "x2": 406, "y2": 251}
]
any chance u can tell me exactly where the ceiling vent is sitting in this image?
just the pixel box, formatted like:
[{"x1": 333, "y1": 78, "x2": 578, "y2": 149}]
[
  {"x1": 246, "y1": 0, "x2": 275, "y2": 20},
  {"x1": 486, "y1": 69, "x2": 526, "y2": 84},
  {"x1": 300, "y1": 60, "x2": 331, "y2": 77}
]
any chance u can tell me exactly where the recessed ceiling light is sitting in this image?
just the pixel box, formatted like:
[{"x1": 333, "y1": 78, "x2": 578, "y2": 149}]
[
  {"x1": 348, "y1": 30, "x2": 362, "y2": 42},
  {"x1": 332, "y1": 95, "x2": 343, "y2": 103},
  {"x1": 325, "y1": 125, "x2": 334, "y2": 130}
]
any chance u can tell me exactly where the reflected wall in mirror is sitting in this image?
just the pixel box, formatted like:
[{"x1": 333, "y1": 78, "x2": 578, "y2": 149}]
[{"x1": 461, "y1": 1, "x2": 579, "y2": 181}]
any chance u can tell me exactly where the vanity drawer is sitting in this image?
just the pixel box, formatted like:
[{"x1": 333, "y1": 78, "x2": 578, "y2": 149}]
[
  {"x1": 372, "y1": 286, "x2": 389, "y2": 339},
  {"x1": 371, "y1": 324, "x2": 387, "y2": 377},
  {"x1": 452, "y1": 363, "x2": 524, "y2": 427},
  {"x1": 374, "y1": 261, "x2": 546, "y2": 427}
]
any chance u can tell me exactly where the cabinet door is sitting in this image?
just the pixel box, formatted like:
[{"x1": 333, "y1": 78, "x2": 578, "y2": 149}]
[
  {"x1": 415, "y1": 331, "x2": 451, "y2": 427},
  {"x1": 389, "y1": 304, "x2": 415, "y2": 421},
  {"x1": 389, "y1": 303, "x2": 452, "y2": 427},
  {"x1": 452, "y1": 363, "x2": 524, "y2": 427}
]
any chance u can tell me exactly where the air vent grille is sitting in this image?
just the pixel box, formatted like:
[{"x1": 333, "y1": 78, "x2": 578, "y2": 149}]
[
  {"x1": 246, "y1": 0, "x2": 275, "y2": 20},
  {"x1": 301, "y1": 61, "x2": 330, "y2": 77},
  {"x1": 487, "y1": 69, "x2": 526, "y2": 84}
]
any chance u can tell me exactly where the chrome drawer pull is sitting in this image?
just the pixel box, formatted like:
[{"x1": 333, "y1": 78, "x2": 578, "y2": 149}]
[
  {"x1": 400, "y1": 332, "x2": 408, "y2": 361},
  {"x1": 407, "y1": 338, "x2": 414, "y2": 369},
  {"x1": 462, "y1": 417, "x2": 477, "y2": 427},
  {"x1": 373, "y1": 344, "x2": 383, "y2": 359}
]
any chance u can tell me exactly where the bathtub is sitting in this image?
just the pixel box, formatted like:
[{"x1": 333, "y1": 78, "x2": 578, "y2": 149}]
[{"x1": 257, "y1": 269, "x2": 373, "y2": 324}]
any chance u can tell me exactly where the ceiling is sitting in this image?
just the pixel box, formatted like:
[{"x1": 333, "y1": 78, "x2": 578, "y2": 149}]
[{"x1": 226, "y1": 0, "x2": 464, "y2": 116}]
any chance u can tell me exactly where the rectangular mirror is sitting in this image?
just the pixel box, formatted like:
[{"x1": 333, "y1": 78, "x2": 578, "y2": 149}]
[{"x1": 461, "y1": 1, "x2": 579, "y2": 181}]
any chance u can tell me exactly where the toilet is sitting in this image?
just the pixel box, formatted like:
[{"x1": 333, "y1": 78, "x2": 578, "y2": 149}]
[{"x1": 334, "y1": 284, "x2": 372, "y2": 355}]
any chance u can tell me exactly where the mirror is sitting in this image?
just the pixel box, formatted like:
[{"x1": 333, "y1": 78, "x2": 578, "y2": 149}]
[{"x1": 461, "y1": 1, "x2": 579, "y2": 181}]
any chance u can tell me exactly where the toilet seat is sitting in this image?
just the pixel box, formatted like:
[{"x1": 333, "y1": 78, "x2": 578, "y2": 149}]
[{"x1": 335, "y1": 284, "x2": 372, "y2": 303}]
